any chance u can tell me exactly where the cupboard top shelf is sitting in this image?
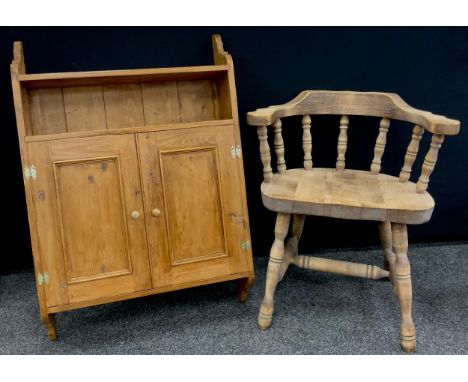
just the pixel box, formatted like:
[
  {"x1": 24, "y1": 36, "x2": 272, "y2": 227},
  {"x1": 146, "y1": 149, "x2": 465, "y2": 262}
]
[{"x1": 18, "y1": 64, "x2": 229, "y2": 88}]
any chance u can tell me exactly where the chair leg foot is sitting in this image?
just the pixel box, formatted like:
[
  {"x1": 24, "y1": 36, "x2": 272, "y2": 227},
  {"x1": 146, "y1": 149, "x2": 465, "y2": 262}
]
[
  {"x1": 257, "y1": 213, "x2": 290, "y2": 330},
  {"x1": 258, "y1": 302, "x2": 273, "y2": 330},
  {"x1": 400, "y1": 321, "x2": 416, "y2": 353},
  {"x1": 392, "y1": 223, "x2": 416, "y2": 353},
  {"x1": 45, "y1": 313, "x2": 57, "y2": 341}
]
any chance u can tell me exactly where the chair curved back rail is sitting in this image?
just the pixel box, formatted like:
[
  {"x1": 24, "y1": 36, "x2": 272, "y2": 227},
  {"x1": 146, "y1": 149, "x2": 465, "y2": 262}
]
[{"x1": 247, "y1": 91, "x2": 460, "y2": 193}]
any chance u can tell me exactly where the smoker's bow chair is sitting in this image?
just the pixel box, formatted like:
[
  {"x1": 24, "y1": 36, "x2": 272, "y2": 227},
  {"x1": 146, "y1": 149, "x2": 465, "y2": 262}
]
[{"x1": 247, "y1": 91, "x2": 460, "y2": 352}]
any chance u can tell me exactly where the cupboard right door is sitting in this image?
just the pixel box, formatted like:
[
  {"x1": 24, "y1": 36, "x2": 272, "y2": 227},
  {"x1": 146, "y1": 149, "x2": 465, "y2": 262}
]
[{"x1": 138, "y1": 124, "x2": 250, "y2": 287}]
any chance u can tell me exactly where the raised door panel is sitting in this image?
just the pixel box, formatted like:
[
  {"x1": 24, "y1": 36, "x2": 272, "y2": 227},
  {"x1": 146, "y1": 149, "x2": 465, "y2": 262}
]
[
  {"x1": 160, "y1": 146, "x2": 226, "y2": 265},
  {"x1": 28, "y1": 135, "x2": 152, "y2": 307},
  {"x1": 138, "y1": 124, "x2": 249, "y2": 287}
]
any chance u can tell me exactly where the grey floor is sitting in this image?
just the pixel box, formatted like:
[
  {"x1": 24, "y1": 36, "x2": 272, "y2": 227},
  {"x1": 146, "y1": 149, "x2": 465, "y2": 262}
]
[{"x1": 1, "y1": 243, "x2": 467, "y2": 354}]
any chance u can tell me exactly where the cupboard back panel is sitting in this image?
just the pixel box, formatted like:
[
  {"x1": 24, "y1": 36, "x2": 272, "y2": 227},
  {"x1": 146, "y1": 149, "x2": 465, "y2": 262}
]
[
  {"x1": 29, "y1": 88, "x2": 67, "y2": 135},
  {"x1": 63, "y1": 86, "x2": 107, "y2": 132},
  {"x1": 27, "y1": 78, "x2": 228, "y2": 135}
]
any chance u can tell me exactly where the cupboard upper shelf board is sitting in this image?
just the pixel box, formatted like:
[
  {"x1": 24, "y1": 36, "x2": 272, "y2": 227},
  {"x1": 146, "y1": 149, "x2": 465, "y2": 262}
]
[{"x1": 19, "y1": 65, "x2": 229, "y2": 88}]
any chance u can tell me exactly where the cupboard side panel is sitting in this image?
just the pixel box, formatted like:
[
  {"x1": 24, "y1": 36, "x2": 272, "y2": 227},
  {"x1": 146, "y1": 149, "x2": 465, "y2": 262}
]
[
  {"x1": 223, "y1": 56, "x2": 254, "y2": 278},
  {"x1": 215, "y1": 74, "x2": 233, "y2": 120},
  {"x1": 12, "y1": 63, "x2": 49, "y2": 319}
]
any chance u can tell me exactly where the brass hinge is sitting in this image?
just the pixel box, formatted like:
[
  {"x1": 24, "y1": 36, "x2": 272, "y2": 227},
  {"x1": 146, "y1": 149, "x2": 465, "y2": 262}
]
[
  {"x1": 37, "y1": 272, "x2": 49, "y2": 286},
  {"x1": 24, "y1": 165, "x2": 37, "y2": 181},
  {"x1": 231, "y1": 145, "x2": 241, "y2": 158},
  {"x1": 241, "y1": 241, "x2": 251, "y2": 252}
]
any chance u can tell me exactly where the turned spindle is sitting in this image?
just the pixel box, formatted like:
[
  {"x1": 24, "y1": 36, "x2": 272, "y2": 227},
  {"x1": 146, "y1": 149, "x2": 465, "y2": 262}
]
[
  {"x1": 416, "y1": 134, "x2": 444, "y2": 193},
  {"x1": 302, "y1": 115, "x2": 312, "y2": 170},
  {"x1": 292, "y1": 255, "x2": 389, "y2": 280},
  {"x1": 371, "y1": 118, "x2": 390, "y2": 174},
  {"x1": 273, "y1": 119, "x2": 286, "y2": 174},
  {"x1": 257, "y1": 126, "x2": 273, "y2": 182},
  {"x1": 399, "y1": 125, "x2": 424, "y2": 182},
  {"x1": 336, "y1": 115, "x2": 349, "y2": 171}
]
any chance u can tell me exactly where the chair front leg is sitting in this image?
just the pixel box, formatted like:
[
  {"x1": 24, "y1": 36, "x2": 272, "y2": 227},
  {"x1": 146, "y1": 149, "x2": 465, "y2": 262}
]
[
  {"x1": 392, "y1": 223, "x2": 416, "y2": 353},
  {"x1": 258, "y1": 213, "x2": 291, "y2": 330}
]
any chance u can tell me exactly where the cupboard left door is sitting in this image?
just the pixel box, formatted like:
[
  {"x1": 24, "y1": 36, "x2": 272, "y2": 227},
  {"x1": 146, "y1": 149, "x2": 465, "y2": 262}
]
[{"x1": 27, "y1": 135, "x2": 152, "y2": 308}]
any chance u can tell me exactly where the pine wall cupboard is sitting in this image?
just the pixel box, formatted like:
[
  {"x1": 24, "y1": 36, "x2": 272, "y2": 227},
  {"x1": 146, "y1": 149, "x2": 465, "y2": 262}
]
[{"x1": 11, "y1": 35, "x2": 254, "y2": 340}]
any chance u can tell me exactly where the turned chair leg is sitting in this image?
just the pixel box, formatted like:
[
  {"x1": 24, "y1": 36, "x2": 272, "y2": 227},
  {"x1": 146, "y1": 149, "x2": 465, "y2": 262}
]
[
  {"x1": 278, "y1": 214, "x2": 305, "y2": 282},
  {"x1": 392, "y1": 223, "x2": 416, "y2": 353},
  {"x1": 378, "y1": 221, "x2": 392, "y2": 271},
  {"x1": 379, "y1": 221, "x2": 397, "y2": 294},
  {"x1": 45, "y1": 313, "x2": 57, "y2": 341},
  {"x1": 258, "y1": 213, "x2": 291, "y2": 330}
]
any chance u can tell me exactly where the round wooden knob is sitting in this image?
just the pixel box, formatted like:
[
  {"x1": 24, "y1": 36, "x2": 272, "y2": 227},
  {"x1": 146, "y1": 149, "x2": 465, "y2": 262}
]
[
  {"x1": 152, "y1": 208, "x2": 161, "y2": 217},
  {"x1": 131, "y1": 210, "x2": 140, "y2": 220}
]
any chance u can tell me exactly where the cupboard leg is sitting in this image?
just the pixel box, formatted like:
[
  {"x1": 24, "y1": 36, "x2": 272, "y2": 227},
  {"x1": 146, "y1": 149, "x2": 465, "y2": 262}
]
[
  {"x1": 392, "y1": 223, "x2": 416, "y2": 353},
  {"x1": 45, "y1": 313, "x2": 57, "y2": 341},
  {"x1": 258, "y1": 213, "x2": 291, "y2": 330},
  {"x1": 236, "y1": 277, "x2": 253, "y2": 303}
]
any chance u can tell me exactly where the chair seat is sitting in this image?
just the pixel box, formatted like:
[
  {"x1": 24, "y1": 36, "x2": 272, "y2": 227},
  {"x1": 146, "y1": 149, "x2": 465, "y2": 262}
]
[{"x1": 261, "y1": 168, "x2": 435, "y2": 224}]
